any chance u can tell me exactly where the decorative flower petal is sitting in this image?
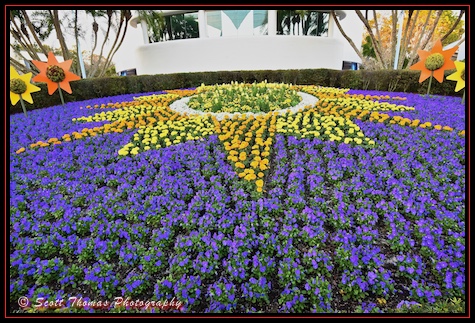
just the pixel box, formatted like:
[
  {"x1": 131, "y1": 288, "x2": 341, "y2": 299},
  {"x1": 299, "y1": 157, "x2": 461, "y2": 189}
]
[
  {"x1": 31, "y1": 51, "x2": 80, "y2": 95},
  {"x1": 409, "y1": 39, "x2": 458, "y2": 84},
  {"x1": 447, "y1": 60, "x2": 465, "y2": 92},
  {"x1": 9, "y1": 66, "x2": 41, "y2": 105}
]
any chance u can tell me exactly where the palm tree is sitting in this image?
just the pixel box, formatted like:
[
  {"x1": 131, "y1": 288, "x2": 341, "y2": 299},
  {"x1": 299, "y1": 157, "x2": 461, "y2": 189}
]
[
  {"x1": 86, "y1": 10, "x2": 133, "y2": 78},
  {"x1": 136, "y1": 10, "x2": 166, "y2": 42}
]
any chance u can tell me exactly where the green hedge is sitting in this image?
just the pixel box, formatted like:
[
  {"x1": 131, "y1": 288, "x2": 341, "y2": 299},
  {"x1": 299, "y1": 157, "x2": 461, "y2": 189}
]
[{"x1": 9, "y1": 68, "x2": 463, "y2": 115}]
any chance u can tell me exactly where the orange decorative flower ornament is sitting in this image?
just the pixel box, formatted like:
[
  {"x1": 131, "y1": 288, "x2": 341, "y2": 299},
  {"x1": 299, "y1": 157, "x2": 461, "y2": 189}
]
[
  {"x1": 409, "y1": 39, "x2": 458, "y2": 83},
  {"x1": 409, "y1": 39, "x2": 458, "y2": 95},
  {"x1": 31, "y1": 52, "x2": 80, "y2": 104}
]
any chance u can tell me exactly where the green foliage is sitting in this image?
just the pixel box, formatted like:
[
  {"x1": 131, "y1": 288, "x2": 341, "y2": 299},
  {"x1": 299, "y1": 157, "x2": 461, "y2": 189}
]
[
  {"x1": 390, "y1": 297, "x2": 466, "y2": 314},
  {"x1": 10, "y1": 68, "x2": 463, "y2": 115},
  {"x1": 362, "y1": 35, "x2": 377, "y2": 58},
  {"x1": 339, "y1": 70, "x2": 362, "y2": 89}
]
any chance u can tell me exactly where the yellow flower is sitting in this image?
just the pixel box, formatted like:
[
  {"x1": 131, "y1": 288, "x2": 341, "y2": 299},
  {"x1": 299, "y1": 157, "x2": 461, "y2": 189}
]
[
  {"x1": 244, "y1": 173, "x2": 256, "y2": 181},
  {"x1": 15, "y1": 147, "x2": 26, "y2": 154},
  {"x1": 10, "y1": 66, "x2": 41, "y2": 105},
  {"x1": 235, "y1": 162, "x2": 245, "y2": 169},
  {"x1": 256, "y1": 179, "x2": 264, "y2": 187}
]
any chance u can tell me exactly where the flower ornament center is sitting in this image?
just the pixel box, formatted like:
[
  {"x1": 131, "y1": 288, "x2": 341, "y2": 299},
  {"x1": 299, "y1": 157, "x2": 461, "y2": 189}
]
[
  {"x1": 46, "y1": 65, "x2": 66, "y2": 83},
  {"x1": 460, "y1": 68, "x2": 465, "y2": 81},
  {"x1": 10, "y1": 78, "x2": 27, "y2": 94},
  {"x1": 424, "y1": 53, "x2": 445, "y2": 71}
]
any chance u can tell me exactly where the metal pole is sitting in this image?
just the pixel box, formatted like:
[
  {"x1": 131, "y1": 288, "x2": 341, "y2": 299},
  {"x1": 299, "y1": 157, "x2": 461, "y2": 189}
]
[
  {"x1": 77, "y1": 41, "x2": 87, "y2": 78},
  {"x1": 393, "y1": 10, "x2": 404, "y2": 70}
]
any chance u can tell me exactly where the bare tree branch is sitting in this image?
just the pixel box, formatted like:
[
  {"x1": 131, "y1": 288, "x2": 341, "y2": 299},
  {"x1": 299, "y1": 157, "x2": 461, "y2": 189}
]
[
  {"x1": 20, "y1": 10, "x2": 49, "y2": 57},
  {"x1": 89, "y1": 10, "x2": 113, "y2": 78},
  {"x1": 397, "y1": 10, "x2": 414, "y2": 69},
  {"x1": 330, "y1": 11, "x2": 367, "y2": 67},
  {"x1": 356, "y1": 10, "x2": 386, "y2": 69},
  {"x1": 100, "y1": 10, "x2": 132, "y2": 77},
  {"x1": 10, "y1": 56, "x2": 32, "y2": 74},
  {"x1": 440, "y1": 10, "x2": 465, "y2": 43},
  {"x1": 406, "y1": 10, "x2": 433, "y2": 68},
  {"x1": 420, "y1": 10, "x2": 443, "y2": 51}
]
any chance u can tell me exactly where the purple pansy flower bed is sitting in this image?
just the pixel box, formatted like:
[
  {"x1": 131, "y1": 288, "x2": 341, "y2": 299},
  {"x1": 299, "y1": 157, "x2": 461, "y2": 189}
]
[{"x1": 9, "y1": 88, "x2": 465, "y2": 313}]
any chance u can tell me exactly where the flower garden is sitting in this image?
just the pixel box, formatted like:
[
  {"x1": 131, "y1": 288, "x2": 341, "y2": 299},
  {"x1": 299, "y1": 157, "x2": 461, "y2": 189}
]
[{"x1": 9, "y1": 81, "x2": 465, "y2": 314}]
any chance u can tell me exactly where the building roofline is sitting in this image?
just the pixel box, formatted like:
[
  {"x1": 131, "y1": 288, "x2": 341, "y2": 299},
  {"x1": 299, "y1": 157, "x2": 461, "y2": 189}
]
[{"x1": 131, "y1": 9, "x2": 346, "y2": 28}]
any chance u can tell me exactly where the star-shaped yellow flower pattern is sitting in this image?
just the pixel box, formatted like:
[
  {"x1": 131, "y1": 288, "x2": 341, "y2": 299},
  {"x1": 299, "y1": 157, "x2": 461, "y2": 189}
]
[{"x1": 15, "y1": 84, "x2": 461, "y2": 191}]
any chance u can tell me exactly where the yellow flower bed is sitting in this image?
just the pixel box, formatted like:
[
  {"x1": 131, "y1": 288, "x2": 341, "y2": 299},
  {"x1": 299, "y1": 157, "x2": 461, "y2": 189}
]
[{"x1": 188, "y1": 81, "x2": 302, "y2": 114}]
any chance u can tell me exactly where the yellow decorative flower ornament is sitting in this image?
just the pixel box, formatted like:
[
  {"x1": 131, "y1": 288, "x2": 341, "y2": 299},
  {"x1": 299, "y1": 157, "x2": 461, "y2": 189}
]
[
  {"x1": 446, "y1": 60, "x2": 465, "y2": 92},
  {"x1": 10, "y1": 66, "x2": 41, "y2": 116}
]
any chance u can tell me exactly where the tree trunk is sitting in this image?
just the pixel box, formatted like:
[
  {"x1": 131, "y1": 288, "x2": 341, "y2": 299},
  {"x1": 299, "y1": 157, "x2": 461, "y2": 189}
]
[
  {"x1": 10, "y1": 12, "x2": 42, "y2": 63},
  {"x1": 355, "y1": 10, "x2": 386, "y2": 69},
  {"x1": 397, "y1": 10, "x2": 414, "y2": 69},
  {"x1": 50, "y1": 10, "x2": 72, "y2": 63},
  {"x1": 420, "y1": 10, "x2": 444, "y2": 51},
  {"x1": 405, "y1": 10, "x2": 433, "y2": 68},
  {"x1": 330, "y1": 11, "x2": 367, "y2": 67},
  {"x1": 99, "y1": 10, "x2": 131, "y2": 77},
  {"x1": 89, "y1": 10, "x2": 113, "y2": 78},
  {"x1": 20, "y1": 10, "x2": 49, "y2": 57}
]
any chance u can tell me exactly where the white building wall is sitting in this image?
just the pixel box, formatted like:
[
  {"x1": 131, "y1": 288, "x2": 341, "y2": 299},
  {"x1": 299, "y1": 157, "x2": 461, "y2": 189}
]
[
  {"x1": 133, "y1": 35, "x2": 345, "y2": 75},
  {"x1": 114, "y1": 23, "x2": 144, "y2": 73},
  {"x1": 118, "y1": 9, "x2": 362, "y2": 75}
]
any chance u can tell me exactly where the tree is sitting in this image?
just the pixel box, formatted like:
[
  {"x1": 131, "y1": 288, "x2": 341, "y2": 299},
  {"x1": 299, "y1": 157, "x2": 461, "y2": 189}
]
[
  {"x1": 135, "y1": 10, "x2": 166, "y2": 42},
  {"x1": 9, "y1": 10, "x2": 62, "y2": 74},
  {"x1": 9, "y1": 9, "x2": 136, "y2": 78},
  {"x1": 86, "y1": 10, "x2": 132, "y2": 78},
  {"x1": 277, "y1": 10, "x2": 329, "y2": 36},
  {"x1": 332, "y1": 10, "x2": 465, "y2": 70}
]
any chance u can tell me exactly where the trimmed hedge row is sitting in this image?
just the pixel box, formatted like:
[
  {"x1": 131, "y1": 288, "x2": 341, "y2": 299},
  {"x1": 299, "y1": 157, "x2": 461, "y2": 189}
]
[{"x1": 9, "y1": 68, "x2": 462, "y2": 115}]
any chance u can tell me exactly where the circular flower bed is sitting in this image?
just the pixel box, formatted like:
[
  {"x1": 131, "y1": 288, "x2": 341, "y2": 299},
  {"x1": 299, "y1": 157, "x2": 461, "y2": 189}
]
[
  {"x1": 10, "y1": 84, "x2": 465, "y2": 314},
  {"x1": 188, "y1": 81, "x2": 302, "y2": 113}
]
